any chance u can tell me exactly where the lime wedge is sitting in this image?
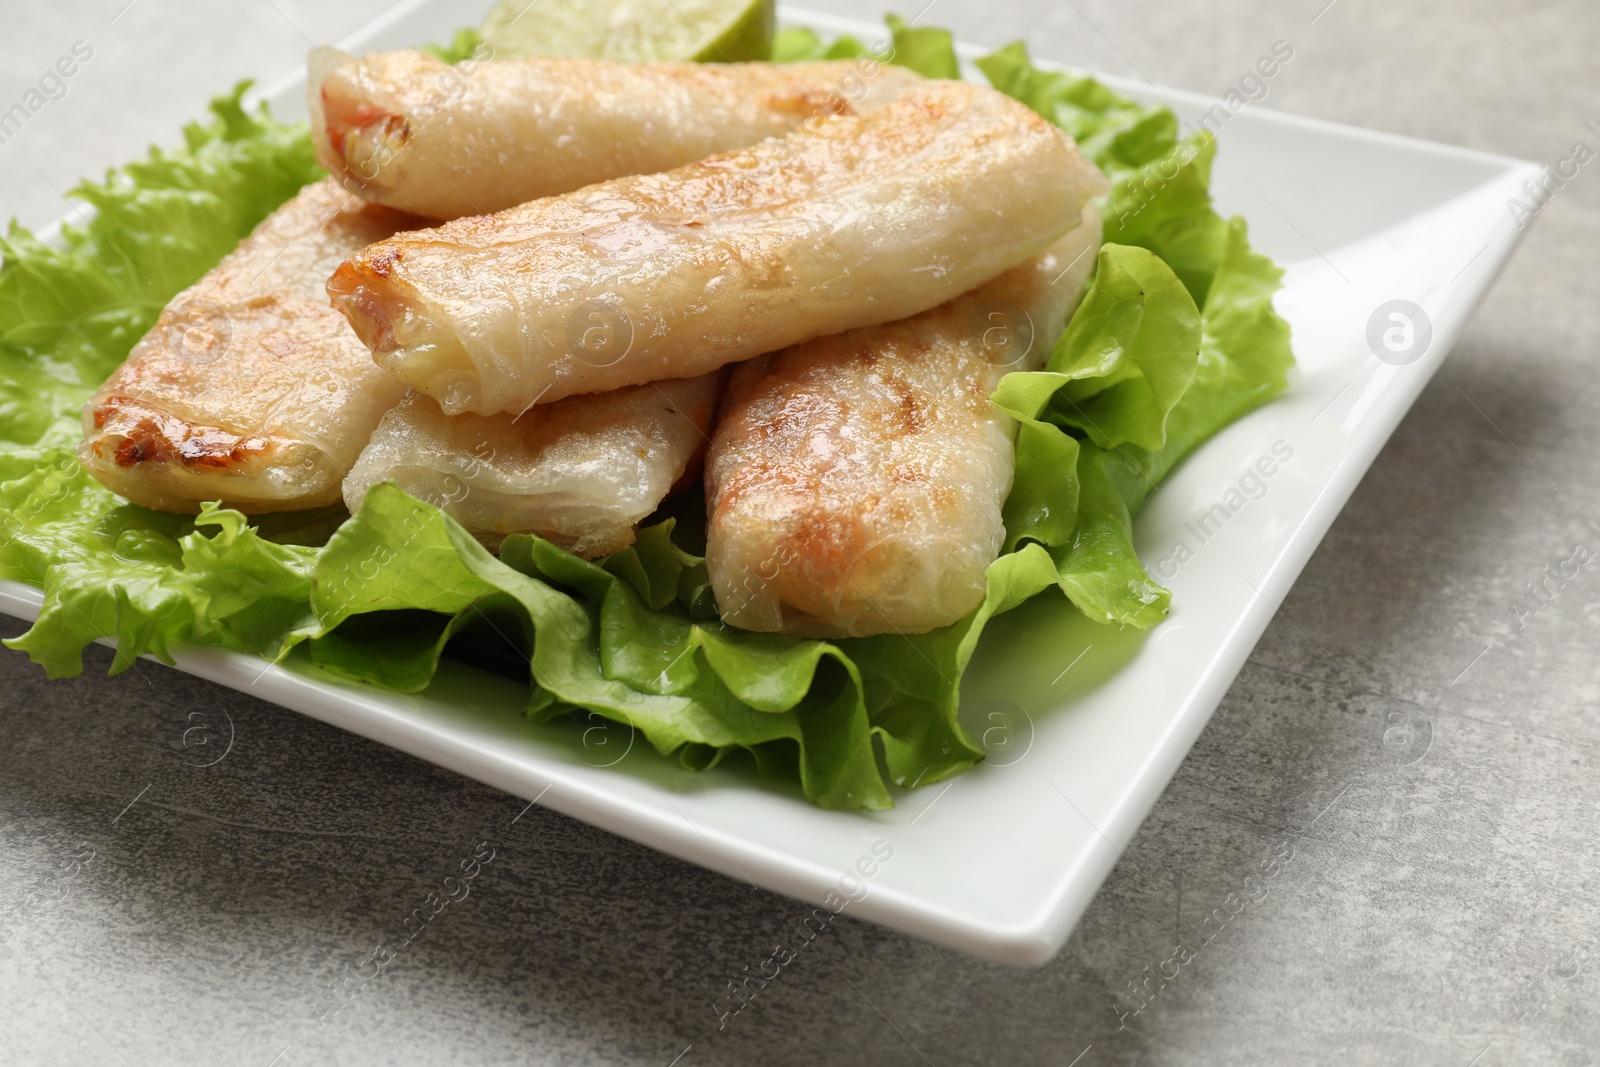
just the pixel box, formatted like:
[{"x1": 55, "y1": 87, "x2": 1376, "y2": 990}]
[{"x1": 479, "y1": 0, "x2": 774, "y2": 63}]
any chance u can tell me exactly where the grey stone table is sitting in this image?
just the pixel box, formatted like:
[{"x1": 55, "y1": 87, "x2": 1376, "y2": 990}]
[{"x1": 3, "y1": 1, "x2": 1597, "y2": 1064}]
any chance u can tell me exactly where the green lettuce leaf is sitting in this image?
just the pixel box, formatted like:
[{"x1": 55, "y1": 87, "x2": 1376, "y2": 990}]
[
  {"x1": 770, "y1": 14, "x2": 959, "y2": 78},
  {"x1": 881, "y1": 15, "x2": 960, "y2": 79},
  {"x1": 980, "y1": 40, "x2": 1294, "y2": 631},
  {"x1": 771, "y1": 27, "x2": 869, "y2": 62},
  {"x1": 975, "y1": 41, "x2": 1171, "y2": 176},
  {"x1": 308, "y1": 483, "x2": 899, "y2": 810},
  {"x1": 975, "y1": 40, "x2": 1228, "y2": 302},
  {"x1": 993, "y1": 243, "x2": 1202, "y2": 454},
  {"x1": 1107, "y1": 215, "x2": 1296, "y2": 505},
  {"x1": 1046, "y1": 444, "x2": 1170, "y2": 626},
  {"x1": 992, "y1": 217, "x2": 1293, "y2": 628},
  {"x1": 423, "y1": 28, "x2": 486, "y2": 63},
  {"x1": 0, "y1": 447, "x2": 316, "y2": 676}
]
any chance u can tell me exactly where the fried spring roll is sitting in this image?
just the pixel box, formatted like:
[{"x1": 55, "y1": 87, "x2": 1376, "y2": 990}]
[
  {"x1": 704, "y1": 208, "x2": 1105, "y2": 638},
  {"x1": 342, "y1": 373, "x2": 723, "y2": 558},
  {"x1": 79, "y1": 180, "x2": 426, "y2": 513},
  {"x1": 309, "y1": 49, "x2": 922, "y2": 219},
  {"x1": 328, "y1": 81, "x2": 1103, "y2": 417}
]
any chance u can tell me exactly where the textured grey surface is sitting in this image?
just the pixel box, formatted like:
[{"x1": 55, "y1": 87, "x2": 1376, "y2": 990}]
[{"x1": 2, "y1": 1, "x2": 1598, "y2": 1064}]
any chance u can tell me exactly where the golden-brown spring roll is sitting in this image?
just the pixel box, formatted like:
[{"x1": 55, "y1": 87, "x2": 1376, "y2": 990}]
[
  {"x1": 327, "y1": 81, "x2": 1104, "y2": 417},
  {"x1": 309, "y1": 48, "x2": 922, "y2": 219},
  {"x1": 704, "y1": 206, "x2": 1105, "y2": 638},
  {"x1": 79, "y1": 180, "x2": 426, "y2": 513},
  {"x1": 342, "y1": 373, "x2": 723, "y2": 558}
]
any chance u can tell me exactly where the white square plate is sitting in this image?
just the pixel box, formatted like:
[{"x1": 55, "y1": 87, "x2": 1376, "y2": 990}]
[{"x1": 0, "y1": 1, "x2": 1540, "y2": 964}]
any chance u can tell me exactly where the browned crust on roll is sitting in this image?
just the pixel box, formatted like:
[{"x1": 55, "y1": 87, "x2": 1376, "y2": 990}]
[{"x1": 87, "y1": 397, "x2": 272, "y2": 471}]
